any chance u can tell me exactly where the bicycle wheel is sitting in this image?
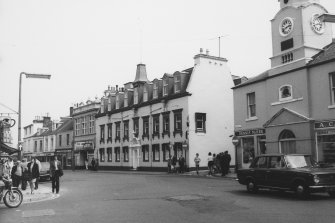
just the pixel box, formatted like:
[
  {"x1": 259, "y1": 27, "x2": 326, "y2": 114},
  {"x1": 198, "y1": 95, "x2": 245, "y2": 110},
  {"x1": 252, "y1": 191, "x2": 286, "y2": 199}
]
[{"x1": 4, "y1": 189, "x2": 23, "y2": 208}]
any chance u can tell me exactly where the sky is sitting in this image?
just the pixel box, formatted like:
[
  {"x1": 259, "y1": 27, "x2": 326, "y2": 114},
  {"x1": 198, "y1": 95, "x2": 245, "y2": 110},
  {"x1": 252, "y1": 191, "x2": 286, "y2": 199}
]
[{"x1": 1, "y1": 0, "x2": 335, "y2": 146}]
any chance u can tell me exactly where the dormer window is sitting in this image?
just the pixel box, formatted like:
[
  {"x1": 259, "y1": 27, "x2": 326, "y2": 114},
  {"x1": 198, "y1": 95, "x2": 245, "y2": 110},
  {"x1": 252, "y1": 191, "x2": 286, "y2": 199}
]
[
  {"x1": 134, "y1": 88, "x2": 138, "y2": 104},
  {"x1": 153, "y1": 82, "x2": 158, "y2": 99},
  {"x1": 116, "y1": 95, "x2": 120, "y2": 109},
  {"x1": 174, "y1": 75, "x2": 181, "y2": 93},
  {"x1": 101, "y1": 99, "x2": 105, "y2": 113},
  {"x1": 163, "y1": 79, "x2": 168, "y2": 96},
  {"x1": 124, "y1": 92, "x2": 128, "y2": 107},
  {"x1": 143, "y1": 87, "x2": 148, "y2": 102},
  {"x1": 108, "y1": 98, "x2": 112, "y2": 111},
  {"x1": 279, "y1": 85, "x2": 293, "y2": 101}
]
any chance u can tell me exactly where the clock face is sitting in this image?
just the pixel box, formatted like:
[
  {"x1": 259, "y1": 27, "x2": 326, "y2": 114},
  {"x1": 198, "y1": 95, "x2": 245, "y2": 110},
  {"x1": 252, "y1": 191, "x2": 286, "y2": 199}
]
[
  {"x1": 311, "y1": 14, "x2": 325, "y2": 34},
  {"x1": 280, "y1": 17, "x2": 294, "y2": 36}
]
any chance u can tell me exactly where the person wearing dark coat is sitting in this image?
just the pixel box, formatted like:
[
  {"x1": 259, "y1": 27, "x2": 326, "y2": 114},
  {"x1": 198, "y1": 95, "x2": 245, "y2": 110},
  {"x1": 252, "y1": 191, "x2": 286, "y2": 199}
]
[
  {"x1": 50, "y1": 156, "x2": 63, "y2": 194},
  {"x1": 222, "y1": 151, "x2": 231, "y2": 176},
  {"x1": 27, "y1": 158, "x2": 40, "y2": 194}
]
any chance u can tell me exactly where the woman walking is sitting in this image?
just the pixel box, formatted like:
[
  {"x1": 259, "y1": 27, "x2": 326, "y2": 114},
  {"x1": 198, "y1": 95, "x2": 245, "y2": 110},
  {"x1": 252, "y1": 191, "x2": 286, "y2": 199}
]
[{"x1": 27, "y1": 158, "x2": 40, "y2": 194}]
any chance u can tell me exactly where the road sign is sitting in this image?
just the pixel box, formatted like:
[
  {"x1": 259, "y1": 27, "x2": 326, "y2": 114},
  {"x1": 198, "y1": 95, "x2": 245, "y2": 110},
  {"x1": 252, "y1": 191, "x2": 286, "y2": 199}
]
[{"x1": 232, "y1": 136, "x2": 239, "y2": 146}]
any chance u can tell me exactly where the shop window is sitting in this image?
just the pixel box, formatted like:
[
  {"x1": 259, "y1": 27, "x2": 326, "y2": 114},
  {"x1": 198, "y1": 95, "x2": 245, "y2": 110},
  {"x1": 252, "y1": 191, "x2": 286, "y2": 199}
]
[
  {"x1": 142, "y1": 145, "x2": 149, "y2": 162},
  {"x1": 123, "y1": 146, "x2": 129, "y2": 162},
  {"x1": 195, "y1": 113, "x2": 206, "y2": 133},
  {"x1": 330, "y1": 73, "x2": 335, "y2": 105},
  {"x1": 279, "y1": 85, "x2": 293, "y2": 101},
  {"x1": 247, "y1": 92, "x2": 256, "y2": 118},
  {"x1": 107, "y1": 147, "x2": 112, "y2": 162},
  {"x1": 152, "y1": 144, "x2": 160, "y2": 161},
  {"x1": 99, "y1": 148, "x2": 105, "y2": 162},
  {"x1": 242, "y1": 137, "x2": 255, "y2": 164},
  {"x1": 279, "y1": 130, "x2": 296, "y2": 154},
  {"x1": 115, "y1": 147, "x2": 120, "y2": 162},
  {"x1": 317, "y1": 134, "x2": 335, "y2": 164}
]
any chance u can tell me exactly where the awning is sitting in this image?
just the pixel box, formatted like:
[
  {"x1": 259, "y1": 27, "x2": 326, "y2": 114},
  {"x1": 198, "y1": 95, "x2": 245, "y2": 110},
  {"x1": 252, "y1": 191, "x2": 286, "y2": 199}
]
[{"x1": 0, "y1": 142, "x2": 18, "y2": 155}]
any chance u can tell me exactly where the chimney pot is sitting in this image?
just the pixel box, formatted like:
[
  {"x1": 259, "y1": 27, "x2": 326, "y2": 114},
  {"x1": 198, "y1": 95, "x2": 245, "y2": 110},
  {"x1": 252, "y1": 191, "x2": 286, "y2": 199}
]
[
  {"x1": 206, "y1": 49, "x2": 209, "y2": 55},
  {"x1": 200, "y1": 48, "x2": 203, "y2": 53}
]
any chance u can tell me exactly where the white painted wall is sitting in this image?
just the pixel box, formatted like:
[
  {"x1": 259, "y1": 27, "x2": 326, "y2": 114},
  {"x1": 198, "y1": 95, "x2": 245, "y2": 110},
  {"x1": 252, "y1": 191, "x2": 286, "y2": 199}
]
[{"x1": 187, "y1": 54, "x2": 235, "y2": 168}]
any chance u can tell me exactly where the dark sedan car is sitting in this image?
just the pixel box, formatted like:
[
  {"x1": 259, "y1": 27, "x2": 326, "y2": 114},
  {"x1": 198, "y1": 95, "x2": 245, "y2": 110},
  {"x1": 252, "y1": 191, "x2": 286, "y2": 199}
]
[{"x1": 237, "y1": 154, "x2": 335, "y2": 198}]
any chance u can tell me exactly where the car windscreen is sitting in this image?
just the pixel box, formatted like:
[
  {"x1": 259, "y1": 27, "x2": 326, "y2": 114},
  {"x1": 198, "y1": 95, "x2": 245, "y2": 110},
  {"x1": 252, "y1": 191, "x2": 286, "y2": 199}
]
[{"x1": 285, "y1": 155, "x2": 313, "y2": 168}]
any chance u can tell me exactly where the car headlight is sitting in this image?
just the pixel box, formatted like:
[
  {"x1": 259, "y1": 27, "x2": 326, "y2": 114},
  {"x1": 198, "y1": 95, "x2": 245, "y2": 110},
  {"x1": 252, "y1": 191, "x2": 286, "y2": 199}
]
[{"x1": 313, "y1": 175, "x2": 320, "y2": 184}]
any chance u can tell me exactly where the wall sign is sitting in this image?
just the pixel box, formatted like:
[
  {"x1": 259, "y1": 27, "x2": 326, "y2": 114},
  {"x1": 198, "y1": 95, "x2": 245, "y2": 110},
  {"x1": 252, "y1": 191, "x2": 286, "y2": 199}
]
[
  {"x1": 235, "y1": 128, "x2": 265, "y2": 136},
  {"x1": 315, "y1": 120, "x2": 335, "y2": 129}
]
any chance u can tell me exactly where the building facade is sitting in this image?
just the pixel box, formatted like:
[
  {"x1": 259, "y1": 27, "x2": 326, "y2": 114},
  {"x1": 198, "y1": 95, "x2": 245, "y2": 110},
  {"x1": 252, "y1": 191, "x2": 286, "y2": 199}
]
[
  {"x1": 233, "y1": 0, "x2": 335, "y2": 168},
  {"x1": 72, "y1": 100, "x2": 100, "y2": 168},
  {"x1": 96, "y1": 51, "x2": 235, "y2": 171},
  {"x1": 55, "y1": 118, "x2": 74, "y2": 169}
]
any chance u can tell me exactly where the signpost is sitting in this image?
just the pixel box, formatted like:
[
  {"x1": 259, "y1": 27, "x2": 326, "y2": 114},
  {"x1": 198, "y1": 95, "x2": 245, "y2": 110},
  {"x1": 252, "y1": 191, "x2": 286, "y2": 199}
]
[{"x1": 232, "y1": 136, "x2": 239, "y2": 173}]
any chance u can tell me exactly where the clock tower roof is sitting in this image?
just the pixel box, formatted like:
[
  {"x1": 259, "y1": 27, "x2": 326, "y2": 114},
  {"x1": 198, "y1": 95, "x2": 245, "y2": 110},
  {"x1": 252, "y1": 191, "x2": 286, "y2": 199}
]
[{"x1": 278, "y1": 0, "x2": 320, "y2": 9}]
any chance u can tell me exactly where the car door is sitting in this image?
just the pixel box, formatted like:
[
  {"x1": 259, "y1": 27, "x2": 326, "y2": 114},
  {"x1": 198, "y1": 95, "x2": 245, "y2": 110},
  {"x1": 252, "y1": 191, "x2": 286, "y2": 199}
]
[
  {"x1": 266, "y1": 156, "x2": 288, "y2": 189},
  {"x1": 253, "y1": 156, "x2": 268, "y2": 186}
]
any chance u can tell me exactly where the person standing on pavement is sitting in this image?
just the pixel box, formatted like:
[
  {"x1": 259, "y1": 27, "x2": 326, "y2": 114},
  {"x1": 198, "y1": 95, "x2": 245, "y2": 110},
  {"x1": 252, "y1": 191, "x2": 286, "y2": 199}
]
[
  {"x1": 207, "y1": 152, "x2": 214, "y2": 176},
  {"x1": 50, "y1": 156, "x2": 62, "y2": 194},
  {"x1": 91, "y1": 158, "x2": 96, "y2": 171},
  {"x1": 85, "y1": 158, "x2": 89, "y2": 170},
  {"x1": 34, "y1": 158, "x2": 42, "y2": 190},
  {"x1": 222, "y1": 151, "x2": 231, "y2": 176},
  {"x1": 167, "y1": 155, "x2": 172, "y2": 174},
  {"x1": 194, "y1": 153, "x2": 201, "y2": 175},
  {"x1": 179, "y1": 155, "x2": 185, "y2": 173},
  {"x1": 171, "y1": 155, "x2": 177, "y2": 174},
  {"x1": 27, "y1": 158, "x2": 40, "y2": 194},
  {"x1": 21, "y1": 158, "x2": 28, "y2": 190},
  {"x1": 11, "y1": 160, "x2": 23, "y2": 187}
]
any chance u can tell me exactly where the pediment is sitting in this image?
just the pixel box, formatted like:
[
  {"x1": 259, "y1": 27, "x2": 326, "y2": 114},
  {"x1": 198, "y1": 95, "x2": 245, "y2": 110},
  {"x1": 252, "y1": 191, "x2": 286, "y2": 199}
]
[{"x1": 263, "y1": 108, "x2": 310, "y2": 128}]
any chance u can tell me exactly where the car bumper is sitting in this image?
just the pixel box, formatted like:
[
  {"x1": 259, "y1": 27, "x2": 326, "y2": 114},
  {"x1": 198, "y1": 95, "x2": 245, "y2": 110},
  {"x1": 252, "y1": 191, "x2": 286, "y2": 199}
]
[{"x1": 309, "y1": 185, "x2": 335, "y2": 192}]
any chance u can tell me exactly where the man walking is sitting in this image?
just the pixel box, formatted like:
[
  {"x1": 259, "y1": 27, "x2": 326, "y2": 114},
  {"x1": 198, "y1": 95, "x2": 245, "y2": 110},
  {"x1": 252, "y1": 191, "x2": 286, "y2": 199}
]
[{"x1": 50, "y1": 156, "x2": 63, "y2": 194}]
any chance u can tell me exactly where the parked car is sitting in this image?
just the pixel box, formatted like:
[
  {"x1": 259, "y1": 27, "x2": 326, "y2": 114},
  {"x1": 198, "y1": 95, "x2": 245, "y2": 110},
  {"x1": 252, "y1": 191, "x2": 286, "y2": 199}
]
[
  {"x1": 39, "y1": 162, "x2": 50, "y2": 181},
  {"x1": 237, "y1": 154, "x2": 335, "y2": 198}
]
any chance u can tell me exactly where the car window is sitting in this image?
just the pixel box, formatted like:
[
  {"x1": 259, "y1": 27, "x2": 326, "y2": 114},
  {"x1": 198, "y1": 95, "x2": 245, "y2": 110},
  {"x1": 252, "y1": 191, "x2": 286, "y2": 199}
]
[
  {"x1": 255, "y1": 157, "x2": 267, "y2": 168},
  {"x1": 269, "y1": 156, "x2": 285, "y2": 168}
]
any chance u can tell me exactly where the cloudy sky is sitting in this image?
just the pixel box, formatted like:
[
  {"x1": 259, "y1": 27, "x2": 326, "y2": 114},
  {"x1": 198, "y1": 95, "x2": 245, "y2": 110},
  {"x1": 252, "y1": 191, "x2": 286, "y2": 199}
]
[{"x1": 1, "y1": 0, "x2": 335, "y2": 146}]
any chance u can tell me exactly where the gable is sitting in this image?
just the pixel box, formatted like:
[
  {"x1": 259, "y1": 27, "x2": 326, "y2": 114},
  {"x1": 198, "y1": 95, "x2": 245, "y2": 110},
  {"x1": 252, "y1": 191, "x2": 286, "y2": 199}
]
[{"x1": 264, "y1": 108, "x2": 310, "y2": 127}]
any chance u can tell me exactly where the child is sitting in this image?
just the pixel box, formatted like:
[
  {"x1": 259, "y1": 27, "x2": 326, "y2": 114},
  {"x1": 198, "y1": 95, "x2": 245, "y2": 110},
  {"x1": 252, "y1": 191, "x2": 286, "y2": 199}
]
[{"x1": 194, "y1": 153, "x2": 201, "y2": 175}]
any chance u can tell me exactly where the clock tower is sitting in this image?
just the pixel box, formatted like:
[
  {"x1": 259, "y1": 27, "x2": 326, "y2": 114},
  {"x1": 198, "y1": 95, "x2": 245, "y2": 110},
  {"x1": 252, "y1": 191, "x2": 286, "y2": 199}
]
[{"x1": 270, "y1": 0, "x2": 333, "y2": 75}]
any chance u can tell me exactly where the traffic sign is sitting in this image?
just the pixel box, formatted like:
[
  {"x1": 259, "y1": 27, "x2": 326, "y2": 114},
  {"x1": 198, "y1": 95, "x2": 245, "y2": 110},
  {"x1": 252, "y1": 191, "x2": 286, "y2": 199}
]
[{"x1": 232, "y1": 136, "x2": 239, "y2": 146}]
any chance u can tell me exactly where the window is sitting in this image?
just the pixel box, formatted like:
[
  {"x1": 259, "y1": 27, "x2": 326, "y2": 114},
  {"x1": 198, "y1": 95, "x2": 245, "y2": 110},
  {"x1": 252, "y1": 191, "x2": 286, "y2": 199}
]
[
  {"x1": 162, "y1": 112, "x2": 170, "y2": 137},
  {"x1": 153, "y1": 82, "x2": 158, "y2": 99},
  {"x1": 34, "y1": 141, "x2": 37, "y2": 152},
  {"x1": 279, "y1": 85, "x2": 292, "y2": 101},
  {"x1": 163, "y1": 78, "x2": 168, "y2": 96},
  {"x1": 243, "y1": 137, "x2": 255, "y2": 164},
  {"x1": 107, "y1": 147, "x2": 112, "y2": 162},
  {"x1": 115, "y1": 122, "x2": 121, "y2": 142},
  {"x1": 330, "y1": 73, "x2": 335, "y2": 105},
  {"x1": 107, "y1": 123, "x2": 112, "y2": 143},
  {"x1": 133, "y1": 118, "x2": 139, "y2": 137},
  {"x1": 116, "y1": 95, "x2": 120, "y2": 109},
  {"x1": 108, "y1": 97, "x2": 112, "y2": 111},
  {"x1": 66, "y1": 134, "x2": 70, "y2": 146},
  {"x1": 173, "y1": 110, "x2": 182, "y2": 136},
  {"x1": 195, "y1": 113, "x2": 206, "y2": 133},
  {"x1": 75, "y1": 119, "x2": 79, "y2": 136},
  {"x1": 123, "y1": 146, "x2": 129, "y2": 162},
  {"x1": 100, "y1": 125, "x2": 105, "y2": 144},
  {"x1": 153, "y1": 115, "x2": 160, "y2": 138},
  {"x1": 81, "y1": 117, "x2": 85, "y2": 135},
  {"x1": 99, "y1": 148, "x2": 105, "y2": 162},
  {"x1": 254, "y1": 156, "x2": 267, "y2": 168},
  {"x1": 162, "y1": 143, "x2": 171, "y2": 161},
  {"x1": 247, "y1": 92, "x2": 256, "y2": 118},
  {"x1": 142, "y1": 145, "x2": 149, "y2": 162},
  {"x1": 134, "y1": 88, "x2": 138, "y2": 104},
  {"x1": 123, "y1": 121, "x2": 129, "y2": 141},
  {"x1": 59, "y1": 135, "x2": 62, "y2": 147},
  {"x1": 101, "y1": 99, "x2": 105, "y2": 113},
  {"x1": 269, "y1": 156, "x2": 285, "y2": 168},
  {"x1": 45, "y1": 138, "x2": 48, "y2": 151},
  {"x1": 89, "y1": 115, "x2": 95, "y2": 134},
  {"x1": 279, "y1": 130, "x2": 296, "y2": 154},
  {"x1": 124, "y1": 92, "x2": 128, "y2": 107},
  {"x1": 40, "y1": 140, "x2": 43, "y2": 152},
  {"x1": 142, "y1": 116, "x2": 149, "y2": 140},
  {"x1": 143, "y1": 87, "x2": 148, "y2": 102},
  {"x1": 152, "y1": 144, "x2": 160, "y2": 161},
  {"x1": 174, "y1": 75, "x2": 181, "y2": 93},
  {"x1": 115, "y1": 147, "x2": 120, "y2": 162}
]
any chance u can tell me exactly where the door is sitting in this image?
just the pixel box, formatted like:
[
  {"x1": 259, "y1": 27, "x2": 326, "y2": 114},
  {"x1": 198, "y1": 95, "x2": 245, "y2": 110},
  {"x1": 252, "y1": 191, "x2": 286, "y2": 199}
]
[{"x1": 267, "y1": 156, "x2": 288, "y2": 188}]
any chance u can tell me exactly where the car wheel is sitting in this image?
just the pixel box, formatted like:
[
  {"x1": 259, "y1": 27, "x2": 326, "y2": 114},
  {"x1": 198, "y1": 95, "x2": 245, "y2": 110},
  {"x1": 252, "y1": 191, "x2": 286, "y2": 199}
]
[
  {"x1": 246, "y1": 180, "x2": 258, "y2": 193},
  {"x1": 328, "y1": 191, "x2": 335, "y2": 198},
  {"x1": 295, "y1": 183, "x2": 309, "y2": 199}
]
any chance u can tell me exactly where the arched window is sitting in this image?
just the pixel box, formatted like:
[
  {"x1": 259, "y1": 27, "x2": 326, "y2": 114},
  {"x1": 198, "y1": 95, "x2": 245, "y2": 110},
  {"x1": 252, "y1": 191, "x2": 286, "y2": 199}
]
[
  {"x1": 279, "y1": 130, "x2": 296, "y2": 154},
  {"x1": 279, "y1": 85, "x2": 293, "y2": 101}
]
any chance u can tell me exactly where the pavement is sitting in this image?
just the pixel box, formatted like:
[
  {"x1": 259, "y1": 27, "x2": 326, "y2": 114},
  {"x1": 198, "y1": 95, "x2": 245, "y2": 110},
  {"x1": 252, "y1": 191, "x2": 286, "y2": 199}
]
[{"x1": 14, "y1": 169, "x2": 236, "y2": 205}]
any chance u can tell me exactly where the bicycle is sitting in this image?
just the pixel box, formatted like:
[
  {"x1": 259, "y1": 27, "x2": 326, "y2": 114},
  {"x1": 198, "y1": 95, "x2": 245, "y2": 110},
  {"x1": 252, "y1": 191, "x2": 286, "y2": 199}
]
[{"x1": 0, "y1": 175, "x2": 23, "y2": 208}]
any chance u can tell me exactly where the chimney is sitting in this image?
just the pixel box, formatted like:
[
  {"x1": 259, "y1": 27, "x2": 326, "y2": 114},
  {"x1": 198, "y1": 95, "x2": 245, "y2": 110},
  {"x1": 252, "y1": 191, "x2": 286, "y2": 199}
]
[
  {"x1": 206, "y1": 49, "x2": 209, "y2": 55},
  {"x1": 70, "y1": 107, "x2": 73, "y2": 116},
  {"x1": 200, "y1": 48, "x2": 203, "y2": 54},
  {"x1": 116, "y1": 85, "x2": 119, "y2": 92},
  {"x1": 133, "y1": 64, "x2": 149, "y2": 86}
]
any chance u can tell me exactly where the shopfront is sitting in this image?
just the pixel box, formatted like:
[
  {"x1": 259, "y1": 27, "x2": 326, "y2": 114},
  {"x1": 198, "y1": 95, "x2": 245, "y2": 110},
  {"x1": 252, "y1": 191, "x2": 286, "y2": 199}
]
[
  {"x1": 74, "y1": 140, "x2": 95, "y2": 168},
  {"x1": 55, "y1": 148, "x2": 73, "y2": 169},
  {"x1": 235, "y1": 128, "x2": 266, "y2": 169},
  {"x1": 315, "y1": 120, "x2": 335, "y2": 165}
]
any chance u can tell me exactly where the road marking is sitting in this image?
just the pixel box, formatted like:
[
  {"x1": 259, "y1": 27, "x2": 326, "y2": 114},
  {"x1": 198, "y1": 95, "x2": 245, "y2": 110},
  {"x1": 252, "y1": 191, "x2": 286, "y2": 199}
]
[{"x1": 22, "y1": 209, "x2": 55, "y2": 218}]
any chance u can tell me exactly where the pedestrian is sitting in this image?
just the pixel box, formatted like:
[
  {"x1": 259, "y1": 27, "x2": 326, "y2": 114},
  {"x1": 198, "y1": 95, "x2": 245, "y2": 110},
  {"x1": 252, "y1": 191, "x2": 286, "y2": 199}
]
[
  {"x1": 207, "y1": 152, "x2": 214, "y2": 176},
  {"x1": 11, "y1": 160, "x2": 23, "y2": 187},
  {"x1": 222, "y1": 151, "x2": 231, "y2": 176},
  {"x1": 171, "y1": 155, "x2": 177, "y2": 174},
  {"x1": 21, "y1": 158, "x2": 28, "y2": 190},
  {"x1": 7, "y1": 157, "x2": 14, "y2": 174},
  {"x1": 34, "y1": 158, "x2": 42, "y2": 190},
  {"x1": 27, "y1": 157, "x2": 40, "y2": 194},
  {"x1": 91, "y1": 158, "x2": 96, "y2": 171},
  {"x1": 194, "y1": 153, "x2": 201, "y2": 175},
  {"x1": 178, "y1": 155, "x2": 185, "y2": 173},
  {"x1": 50, "y1": 156, "x2": 63, "y2": 194},
  {"x1": 85, "y1": 158, "x2": 88, "y2": 170},
  {"x1": 167, "y1": 155, "x2": 172, "y2": 174}
]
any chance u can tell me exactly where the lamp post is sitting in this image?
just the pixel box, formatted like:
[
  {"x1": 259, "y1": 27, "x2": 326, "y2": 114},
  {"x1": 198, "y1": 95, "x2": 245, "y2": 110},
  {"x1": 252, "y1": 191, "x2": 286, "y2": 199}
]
[{"x1": 18, "y1": 72, "x2": 51, "y2": 160}]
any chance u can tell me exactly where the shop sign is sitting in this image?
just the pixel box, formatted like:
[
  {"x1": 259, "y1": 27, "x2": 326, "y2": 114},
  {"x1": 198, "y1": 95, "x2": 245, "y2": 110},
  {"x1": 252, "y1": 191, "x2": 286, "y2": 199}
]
[
  {"x1": 315, "y1": 120, "x2": 335, "y2": 129},
  {"x1": 75, "y1": 141, "x2": 93, "y2": 150},
  {"x1": 317, "y1": 130, "x2": 335, "y2": 135},
  {"x1": 235, "y1": 128, "x2": 265, "y2": 137}
]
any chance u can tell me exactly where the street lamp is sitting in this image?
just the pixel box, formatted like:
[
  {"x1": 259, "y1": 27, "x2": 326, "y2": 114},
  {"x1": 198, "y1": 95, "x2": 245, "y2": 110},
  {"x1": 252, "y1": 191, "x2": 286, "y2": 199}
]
[{"x1": 18, "y1": 72, "x2": 51, "y2": 159}]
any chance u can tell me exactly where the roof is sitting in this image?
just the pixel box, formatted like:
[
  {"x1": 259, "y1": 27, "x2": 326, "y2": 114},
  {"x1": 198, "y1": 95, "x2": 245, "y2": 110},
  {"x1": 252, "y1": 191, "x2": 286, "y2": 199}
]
[
  {"x1": 308, "y1": 41, "x2": 335, "y2": 66},
  {"x1": 232, "y1": 70, "x2": 269, "y2": 89},
  {"x1": 55, "y1": 119, "x2": 73, "y2": 133}
]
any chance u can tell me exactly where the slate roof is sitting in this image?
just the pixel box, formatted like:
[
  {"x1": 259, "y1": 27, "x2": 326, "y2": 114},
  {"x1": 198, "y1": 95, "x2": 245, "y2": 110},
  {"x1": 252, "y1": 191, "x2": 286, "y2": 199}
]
[
  {"x1": 231, "y1": 70, "x2": 269, "y2": 89},
  {"x1": 307, "y1": 41, "x2": 335, "y2": 66},
  {"x1": 55, "y1": 119, "x2": 73, "y2": 133}
]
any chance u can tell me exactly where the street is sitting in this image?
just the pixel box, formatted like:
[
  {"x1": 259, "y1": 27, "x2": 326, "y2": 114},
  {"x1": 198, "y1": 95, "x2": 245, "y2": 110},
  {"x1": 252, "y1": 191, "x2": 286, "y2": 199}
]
[{"x1": 1, "y1": 170, "x2": 335, "y2": 223}]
